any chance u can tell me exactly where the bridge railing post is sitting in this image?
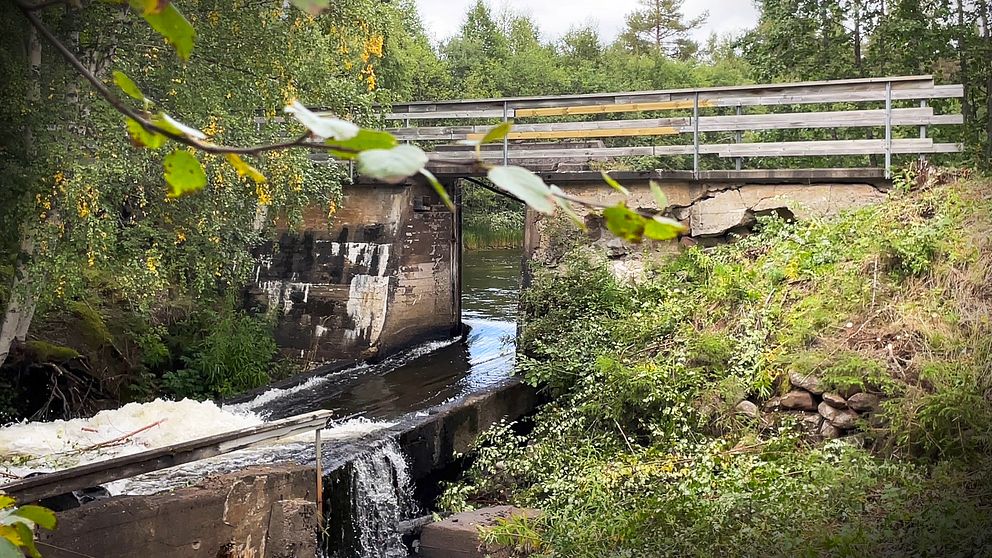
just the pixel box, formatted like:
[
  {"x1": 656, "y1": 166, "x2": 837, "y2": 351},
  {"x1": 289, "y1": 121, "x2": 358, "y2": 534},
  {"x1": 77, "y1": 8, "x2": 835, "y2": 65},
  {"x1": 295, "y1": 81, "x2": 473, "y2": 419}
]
[
  {"x1": 692, "y1": 92, "x2": 700, "y2": 179},
  {"x1": 919, "y1": 99, "x2": 928, "y2": 166},
  {"x1": 735, "y1": 104, "x2": 743, "y2": 171},
  {"x1": 884, "y1": 80, "x2": 892, "y2": 178},
  {"x1": 502, "y1": 101, "x2": 509, "y2": 167}
]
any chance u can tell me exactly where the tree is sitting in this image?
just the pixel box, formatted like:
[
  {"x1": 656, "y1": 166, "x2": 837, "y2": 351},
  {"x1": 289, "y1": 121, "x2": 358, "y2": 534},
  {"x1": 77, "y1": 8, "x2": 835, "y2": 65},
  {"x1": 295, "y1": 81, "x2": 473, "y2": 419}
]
[
  {"x1": 0, "y1": 0, "x2": 685, "y2": 374},
  {"x1": 618, "y1": 0, "x2": 707, "y2": 59}
]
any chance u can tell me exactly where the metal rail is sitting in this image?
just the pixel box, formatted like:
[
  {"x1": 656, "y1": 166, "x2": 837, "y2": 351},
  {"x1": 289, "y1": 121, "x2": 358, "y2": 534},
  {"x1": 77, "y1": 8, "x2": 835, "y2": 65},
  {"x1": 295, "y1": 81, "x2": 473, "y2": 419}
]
[{"x1": 1, "y1": 410, "x2": 335, "y2": 504}]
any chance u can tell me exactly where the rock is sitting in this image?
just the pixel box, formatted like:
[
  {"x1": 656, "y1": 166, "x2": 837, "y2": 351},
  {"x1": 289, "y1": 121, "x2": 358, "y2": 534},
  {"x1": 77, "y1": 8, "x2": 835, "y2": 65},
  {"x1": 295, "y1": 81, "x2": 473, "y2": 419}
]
[
  {"x1": 847, "y1": 392, "x2": 880, "y2": 412},
  {"x1": 789, "y1": 372, "x2": 825, "y2": 395},
  {"x1": 821, "y1": 392, "x2": 847, "y2": 409},
  {"x1": 689, "y1": 190, "x2": 748, "y2": 236},
  {"x1": 762, "y1": 396, "x2": 782, "y2": 412},
  {"x1": 735, "y1": 400, "x2": 760, "y2": 419},
  {"x1": 421, "y1": 506, "x2": 541, "y2": 558},
  {"x1": 819, "y1": 420, "x2": 843, "y2": 439},
  {"x1": 781, "y1": 390, "x2": 817, "y2": 411},
  {"x1": 818, "y1": 402, "x2": 860, "y2": 430},
  {"x1": 605, "y1": 238, "x2": 628, "y2": 259},
  {"x1": 837, "y1": 384, "x2": 863, "y2": 399},
  {"x1": 801, "y1": 412, "x2": 823, "y2": 434}
]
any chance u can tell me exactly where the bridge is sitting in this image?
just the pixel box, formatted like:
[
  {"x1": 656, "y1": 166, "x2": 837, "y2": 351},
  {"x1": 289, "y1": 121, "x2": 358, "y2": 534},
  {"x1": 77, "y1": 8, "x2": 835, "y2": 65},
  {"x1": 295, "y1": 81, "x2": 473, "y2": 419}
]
[{"x1": 255, "y1": 75, "x2": 962, "y2": 365}]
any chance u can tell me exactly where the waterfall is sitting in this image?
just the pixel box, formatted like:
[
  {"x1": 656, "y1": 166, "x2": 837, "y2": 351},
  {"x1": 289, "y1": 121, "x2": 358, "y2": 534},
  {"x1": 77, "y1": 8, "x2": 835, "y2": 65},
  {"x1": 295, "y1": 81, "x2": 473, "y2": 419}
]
[{"x1": 333, "y1": 438, "x2": 418, "y2": 558}]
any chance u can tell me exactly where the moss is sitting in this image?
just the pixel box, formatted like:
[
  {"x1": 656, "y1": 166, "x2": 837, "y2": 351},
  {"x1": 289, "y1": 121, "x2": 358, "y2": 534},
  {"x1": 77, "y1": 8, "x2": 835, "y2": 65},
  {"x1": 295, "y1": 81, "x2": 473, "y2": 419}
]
[
  {"x1": 69, "y1": 301, "x2": 113, "y2": 347},
  {"x1": 25, "y1": 340, "x2": 80, "y2": 362}
]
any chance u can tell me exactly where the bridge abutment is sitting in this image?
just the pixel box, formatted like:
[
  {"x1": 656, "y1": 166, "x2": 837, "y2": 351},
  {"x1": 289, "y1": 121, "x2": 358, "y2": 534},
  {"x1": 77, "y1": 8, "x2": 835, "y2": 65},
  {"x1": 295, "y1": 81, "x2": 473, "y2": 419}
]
[{"x1": 248, "y1": 179, "x2": 460, "y2": 366}]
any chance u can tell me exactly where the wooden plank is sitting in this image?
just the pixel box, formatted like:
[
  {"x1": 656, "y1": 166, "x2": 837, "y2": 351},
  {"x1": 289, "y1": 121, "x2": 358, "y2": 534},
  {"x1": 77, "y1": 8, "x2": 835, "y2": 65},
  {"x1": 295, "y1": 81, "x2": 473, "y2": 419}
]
[
  {"x1": 468, "y1": 126, "x2": 680, "y2": 141},
  {"x1": 0, "y1": 410, "x2": 335, "y2": 503},
  {"x1": 387, "y1": 75, "x2": 936, "y2": 114},
  {"x1": 391, "y1": 108, "x2": 962, "y2": 141},
  {"x1": 514, "y1": 100, "x2": 705, "y2": 117},
  {"x1": 387, "y1": 85, "x2": 962, "y2": 120},
  {"x1": 428, "y1": 139, "x2": 961, "y2": 161}
]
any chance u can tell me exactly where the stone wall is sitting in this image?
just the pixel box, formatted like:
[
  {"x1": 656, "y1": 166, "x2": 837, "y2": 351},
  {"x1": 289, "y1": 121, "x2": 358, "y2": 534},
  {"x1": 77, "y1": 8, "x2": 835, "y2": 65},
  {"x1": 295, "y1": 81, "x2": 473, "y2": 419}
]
[
  {"x1": 249, "y1": 179, "x2": 460, "y2": 365},
  {"x1": 524, "y1": 176, "x2": 888, "y2": 281}
]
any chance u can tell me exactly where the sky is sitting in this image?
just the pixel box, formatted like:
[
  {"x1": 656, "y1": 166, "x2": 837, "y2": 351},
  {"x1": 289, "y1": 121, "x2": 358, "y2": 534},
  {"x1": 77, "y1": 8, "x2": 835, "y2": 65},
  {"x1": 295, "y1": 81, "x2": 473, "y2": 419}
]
[{"x1": 414, "y1": 0, "x2": 760, "y2": 45}]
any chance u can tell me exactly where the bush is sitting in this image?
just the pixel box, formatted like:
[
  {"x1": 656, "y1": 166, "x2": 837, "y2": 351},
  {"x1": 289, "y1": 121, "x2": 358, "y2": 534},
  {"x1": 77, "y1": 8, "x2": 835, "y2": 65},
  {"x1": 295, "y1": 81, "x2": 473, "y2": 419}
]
[{"x1": 162, "y1": 307, "x2": 276, "y2": 400}]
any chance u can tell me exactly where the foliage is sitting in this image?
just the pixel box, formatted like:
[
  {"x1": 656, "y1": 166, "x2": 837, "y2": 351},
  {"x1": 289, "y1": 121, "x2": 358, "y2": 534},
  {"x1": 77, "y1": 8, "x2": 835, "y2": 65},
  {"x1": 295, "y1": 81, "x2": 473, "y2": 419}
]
[
  {"x1": 443, "y1": 174, "x2": 992, "y2": 557},
  {"x1": 161, "y1": 304, "x2": 277, "y2": 400},
  {"x1": 0, "y1": 496, "x2": 56, "y2": 558}
]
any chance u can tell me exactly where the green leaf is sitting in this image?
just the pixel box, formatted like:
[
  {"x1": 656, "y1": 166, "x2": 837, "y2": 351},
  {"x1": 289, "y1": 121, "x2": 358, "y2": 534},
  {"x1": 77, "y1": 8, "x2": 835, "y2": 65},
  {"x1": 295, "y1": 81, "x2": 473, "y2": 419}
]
[
  {"x1": 419, "y1": 169, "x2": 455, "y2": 212},
  {"x1": 649, "y1": 180, "x2": 669, "y2": 209},
  {"x1": 487, "y1": 166, "x2": 554, "y2": 214},
  {"x1": 600, "y1": 171, "x2": 630, "y2": 196},
  {"x1": 13, "y1": 506, "x2": 56, "y2": 531},
  {"x1": 603, "y1": 203, "x2": 645, "y2": 243},
  {"x1": 356, "y1": 145, "x2": 428, "y2": 183},
  {"x1": 12, "y1": 523, "x2": 38, "y2": 558},
  {"x1": 550, "y1": 185, "x2": 587, "y2": 231},
  {"x1": 0, "y1": 535, "x2": 21, "y2": 558},
  {"x1": 475, "y1": 122, "x2": 512, "y2": 156},
  {"x1": 290, "y1": 0, "x2": 329, "y2": 14},
  {"x1": 602, "y1": 204, "x2": 685, "y2": 243},
  {"x1": 163, "y1": 150, "x2": 207, "y2": 198},
  {"x1": 150, "y1": 113, "x2": 206, "y2": 140},
  {"x1": 325, "y1": 129, "x2": 397, "y2": 160},
  {"x1": 284, "y1": 102, "x2": 359, "y2": 141},
  {"x1": 126, "y1": 118, "x2": 166, "y2": 149},
  {"x1": 0, "y1": 497, "x2": 15, "y2": 511},
  {"x1": 113, "y1": 70, "x2": 148, "y2": 102},
  {"x1": 644, "y1": 215, "x2": 685, "y2": 240},
  {"x1": 130, "y1": 1, "x2": 195, "y2": 60},
  {"x1": 224, "y1": 154, "x2": 266, "y2": 184}
]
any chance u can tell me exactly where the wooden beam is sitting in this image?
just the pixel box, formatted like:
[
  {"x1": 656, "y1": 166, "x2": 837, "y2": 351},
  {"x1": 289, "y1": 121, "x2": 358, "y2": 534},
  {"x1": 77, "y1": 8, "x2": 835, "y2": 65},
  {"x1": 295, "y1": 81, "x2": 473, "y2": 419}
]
[
  {"x1": 391, "y1": 108, "x2": 962, "y2": 141},
  {"x1": 0, "y1": 410, "x2": 335, "y2": 503},
  {"x1": 386, "y1": 85, "x2": 962, "y2": 120},
  {"x1": 427, "y1": 139, "x2": 961, "y2": 161},
  {"x1": 467, "y1": 126, "x2": 680, "y2": 141},
  {"x1": 387, "y1": 75, "x2": 937, "y2": 115}
]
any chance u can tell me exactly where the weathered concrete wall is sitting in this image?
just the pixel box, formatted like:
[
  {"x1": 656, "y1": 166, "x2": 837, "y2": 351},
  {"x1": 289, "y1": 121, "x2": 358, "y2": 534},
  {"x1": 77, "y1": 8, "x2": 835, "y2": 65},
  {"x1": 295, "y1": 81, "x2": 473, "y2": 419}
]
[
  {"x1": 248, "y1": 179, "x2": 459, "y2": 365},
  {"x1": 524, "y1": 175, "x2": 889, "y2": 278},
  {"x1": 39, "y1": 466, "x2": 318, "y2": 558}
]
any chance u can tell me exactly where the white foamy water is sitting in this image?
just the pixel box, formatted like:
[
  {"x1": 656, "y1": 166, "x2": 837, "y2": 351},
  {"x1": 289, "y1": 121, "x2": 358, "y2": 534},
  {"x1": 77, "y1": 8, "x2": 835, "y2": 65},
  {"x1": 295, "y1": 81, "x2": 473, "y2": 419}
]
[{"x1": 0, "y1": 399, "x2": 262, "y2": 480}]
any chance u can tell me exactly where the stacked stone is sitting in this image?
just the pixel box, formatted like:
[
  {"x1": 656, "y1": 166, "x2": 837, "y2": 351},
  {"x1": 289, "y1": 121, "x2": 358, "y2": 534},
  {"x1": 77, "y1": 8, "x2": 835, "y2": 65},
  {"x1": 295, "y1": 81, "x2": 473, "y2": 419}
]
[{"x1": 736, "y1": 372, "x2": 880, "y2": 440}]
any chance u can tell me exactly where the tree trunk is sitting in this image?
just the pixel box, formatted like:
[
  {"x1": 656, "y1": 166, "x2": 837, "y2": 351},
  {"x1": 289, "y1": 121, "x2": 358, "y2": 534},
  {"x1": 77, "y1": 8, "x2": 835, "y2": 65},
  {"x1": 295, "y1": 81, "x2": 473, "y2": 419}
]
[
  {"x1": 0, "y1": 26, "x2": 42, "y2": 368},
  {"x1": 957, "y1": 0, "x2": 972, "y2": 123}
]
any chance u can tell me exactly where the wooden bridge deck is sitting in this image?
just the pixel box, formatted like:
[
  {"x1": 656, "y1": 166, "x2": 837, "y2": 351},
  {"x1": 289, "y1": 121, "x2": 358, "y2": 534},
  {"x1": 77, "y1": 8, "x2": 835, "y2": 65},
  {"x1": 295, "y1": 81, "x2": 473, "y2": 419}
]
[{"x1": 360, "y1": 75, "x2": 964, "y2": 181}]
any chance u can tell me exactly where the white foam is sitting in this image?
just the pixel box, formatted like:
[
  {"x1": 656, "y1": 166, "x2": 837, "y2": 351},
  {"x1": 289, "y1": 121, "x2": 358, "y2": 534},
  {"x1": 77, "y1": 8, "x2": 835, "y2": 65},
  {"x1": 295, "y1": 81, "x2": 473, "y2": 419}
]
[{"x1": 0, "y1": 399, "x2": 262, "y2": 479}]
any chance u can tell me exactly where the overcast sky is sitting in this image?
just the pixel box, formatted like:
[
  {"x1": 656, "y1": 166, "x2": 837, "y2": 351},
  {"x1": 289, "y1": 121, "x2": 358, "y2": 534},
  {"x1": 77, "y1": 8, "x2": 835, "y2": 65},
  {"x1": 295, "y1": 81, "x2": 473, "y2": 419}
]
[{"x1": 414, "y1": 0, "x2": 760, "y2": 45}]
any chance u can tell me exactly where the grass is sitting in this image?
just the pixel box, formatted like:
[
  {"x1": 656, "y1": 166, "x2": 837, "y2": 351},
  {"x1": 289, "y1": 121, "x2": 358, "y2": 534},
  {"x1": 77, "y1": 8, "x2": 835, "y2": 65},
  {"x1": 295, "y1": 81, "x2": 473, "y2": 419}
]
[{"x1": 441, "y1": 169, "x2": 992, "y2": 557}]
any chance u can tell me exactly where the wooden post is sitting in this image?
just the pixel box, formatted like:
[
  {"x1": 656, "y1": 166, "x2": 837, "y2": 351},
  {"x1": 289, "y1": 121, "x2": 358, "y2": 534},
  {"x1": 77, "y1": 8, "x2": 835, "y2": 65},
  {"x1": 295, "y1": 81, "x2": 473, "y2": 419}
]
[
  {"x1": 735, "y1": 104, "x2": 743, "y2": 171},
  {"x1": 502, "y1": 101, "x2": 509, "y2": 166},
  {"x1": 692, "y1": 92, "x2": 700, "y2": 179},
  {"x1": 884, "y1": 81, "x2": 892, "y2": 178},
  {"x1": 315, "y1": 427, "x2": 323, "y2": 530},
  {"x1": 919, "y1": 99, "x2": 928, "y2": 165}
]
